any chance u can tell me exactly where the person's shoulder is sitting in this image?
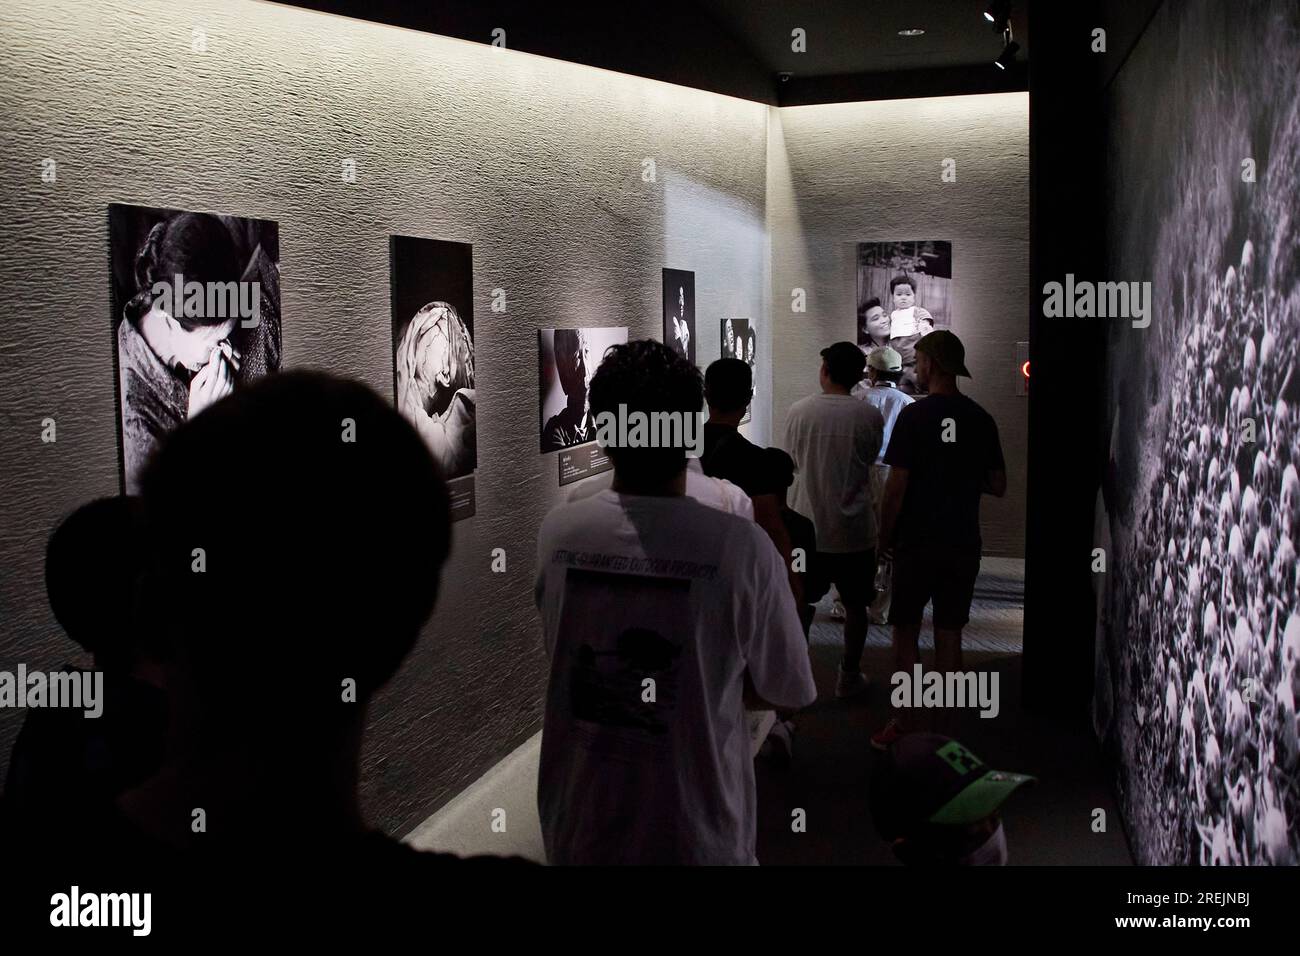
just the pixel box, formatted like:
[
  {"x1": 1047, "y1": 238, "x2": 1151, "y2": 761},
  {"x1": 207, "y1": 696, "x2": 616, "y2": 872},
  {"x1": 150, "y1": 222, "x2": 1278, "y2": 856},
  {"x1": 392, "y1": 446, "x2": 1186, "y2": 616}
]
[
  {"x1": 787, "y1": 394, "x2": 817, "y2": 416},
  {"x1": 726, "y1": 514, "x2": 782, "y2": 568},
  {"x1": 854, "y1": 397, "x2": 885, "y2": 421},
  {"x1": 896, "y1": 396, "x2": 925, "y2": 417},
  {"x1": 538, "y1": 491, "x2": 608, "y2": 542},
  {"x1": 892, "y1": 396, "x2": 928, "y2": 429},
  {"x1": 959, "y1": 392, "x2": 995, "y2": 421}
]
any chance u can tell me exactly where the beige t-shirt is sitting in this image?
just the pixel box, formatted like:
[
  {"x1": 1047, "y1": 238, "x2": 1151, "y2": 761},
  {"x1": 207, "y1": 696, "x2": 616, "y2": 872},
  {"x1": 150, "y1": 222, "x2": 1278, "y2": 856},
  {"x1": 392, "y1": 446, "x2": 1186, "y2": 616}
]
[{"x1": 784, "y1": 393, "x2": 884, "y2": 553}]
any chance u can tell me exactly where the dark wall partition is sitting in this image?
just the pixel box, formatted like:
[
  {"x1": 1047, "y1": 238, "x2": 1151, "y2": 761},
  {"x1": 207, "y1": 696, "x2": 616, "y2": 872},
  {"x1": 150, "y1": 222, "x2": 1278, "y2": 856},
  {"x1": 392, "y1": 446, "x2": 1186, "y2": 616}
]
[{"x1": 1022, "y1": 3, "x2": 1115, "y2": 718}]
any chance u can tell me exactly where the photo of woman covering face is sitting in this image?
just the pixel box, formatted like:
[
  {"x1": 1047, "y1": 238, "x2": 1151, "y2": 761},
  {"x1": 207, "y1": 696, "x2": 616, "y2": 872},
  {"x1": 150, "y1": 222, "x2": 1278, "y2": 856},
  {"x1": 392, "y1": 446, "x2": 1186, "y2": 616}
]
[{"x1": 109, "y1": 203, "x2": 281, "y2": 494}]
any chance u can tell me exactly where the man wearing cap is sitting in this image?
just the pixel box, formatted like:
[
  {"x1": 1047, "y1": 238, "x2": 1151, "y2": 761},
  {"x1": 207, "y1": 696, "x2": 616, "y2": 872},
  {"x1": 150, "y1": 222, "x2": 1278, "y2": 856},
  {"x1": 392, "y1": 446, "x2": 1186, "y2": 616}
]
[
  {"x1": 852, "y1": 345, "x2": 914, "y2": 454},
  {"x1": 853, "y1": 346, "x2": 915, "y2": 624},
  {"x1": 871, "y1": 732, "x2": 1034, "y2": 865},
  {"x1": 874, "y1": 330, "x2": 1006, "y2": 747},
  {"x1": 783, "y1": 342, "x2": 885, "y2": 698}
]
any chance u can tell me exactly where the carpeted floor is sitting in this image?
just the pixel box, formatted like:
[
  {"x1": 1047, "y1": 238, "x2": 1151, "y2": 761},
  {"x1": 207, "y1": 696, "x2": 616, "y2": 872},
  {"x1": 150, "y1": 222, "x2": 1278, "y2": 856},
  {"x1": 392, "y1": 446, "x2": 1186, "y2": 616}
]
[{"x1": 756, "y1": 558, "x2": 1133, "y2": 866}]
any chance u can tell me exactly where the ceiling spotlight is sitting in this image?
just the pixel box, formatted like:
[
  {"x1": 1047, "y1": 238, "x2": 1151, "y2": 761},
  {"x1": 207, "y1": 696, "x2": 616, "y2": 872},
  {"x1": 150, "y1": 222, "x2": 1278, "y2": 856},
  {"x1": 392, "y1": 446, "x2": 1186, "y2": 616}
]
[
  {"x1": 984, "y1": 1, "x2": 1012, "y2": 33},
  {"x1": 897, "y1": 28, "x2": 925, "y2": 37},
  {"x1": 994, "y1": 40, "x2": 1020, "y2": 69}
]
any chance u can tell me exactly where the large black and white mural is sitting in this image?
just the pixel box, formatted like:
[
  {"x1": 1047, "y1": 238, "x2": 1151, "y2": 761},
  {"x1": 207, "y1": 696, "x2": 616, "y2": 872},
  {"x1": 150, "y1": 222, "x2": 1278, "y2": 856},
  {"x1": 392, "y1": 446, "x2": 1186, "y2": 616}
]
[{"x1": 1097, "y1": 0, "x2": 1300, "y2": 865}]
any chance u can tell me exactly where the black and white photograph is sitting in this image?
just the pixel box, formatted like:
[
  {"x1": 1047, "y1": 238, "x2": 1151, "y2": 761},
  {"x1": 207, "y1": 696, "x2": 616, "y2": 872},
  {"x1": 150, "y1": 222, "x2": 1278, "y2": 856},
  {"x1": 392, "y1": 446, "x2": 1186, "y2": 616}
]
[
  {"x1": 1099, "y1": 0, "x2": 1300, "y2": 866},
  {"x1": 539, "y1": 326, "x2": 628, "y2": 486},
  {"x1": 720, "y1": 318, "x2": 755, "y2": 423},
  {"x1": 720, "y1": 317, "x2": 748, "y2": 364},
  {"x1": 855, "y1": 240, "x2": 952, "y2": 395},
  {"x1": 538, "y1": 326, "x2": 628, "y2": 454},
  {"x1": 110, "y1": 203, "x2": 281, "y2": 494},
  {"x1": 390, "y1": 235, "x2": 477, "y2": 521},
  {"x1": 662, "y1": 268, "x2": 695, "y2": 364}
]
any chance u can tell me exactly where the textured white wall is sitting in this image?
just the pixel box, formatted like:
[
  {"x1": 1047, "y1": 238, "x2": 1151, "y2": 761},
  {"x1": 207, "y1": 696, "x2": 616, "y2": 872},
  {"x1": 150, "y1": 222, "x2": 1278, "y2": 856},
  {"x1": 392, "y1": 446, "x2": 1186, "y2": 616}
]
[
  {"x1": 0, "y1": 0, "x2": 1029, "y2": 839},
  {"x1": 767, "y1": 94, "x2": 1030, "y2": 556},
  {"x1": 0, "y1": 0, "x2": 769, "y2": 835}
]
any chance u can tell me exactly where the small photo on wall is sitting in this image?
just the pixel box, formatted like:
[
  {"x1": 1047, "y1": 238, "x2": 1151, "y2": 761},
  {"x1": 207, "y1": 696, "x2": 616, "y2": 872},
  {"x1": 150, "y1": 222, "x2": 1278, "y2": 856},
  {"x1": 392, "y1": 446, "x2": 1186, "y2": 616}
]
[
  {"x1": 109, "y1": 203, "x2": 281, "y2": 494},
  {"x1": 662, "y1": 268, "x2": 695, "y2": 364},
  {"x1": 390, "y1": 235, "x2": 477, "y2": 521},
  {"x1": 538, "y1": 327, "x2": 628, "y2": 453},
  {"x1": 539, "y1": 327, "x2": 628, "y2": 485},
  {"x1": 720, "y1": 318, "x2": 755, "y2": 424},
  {"x1": 855, "y1": 240, "x2": 952, "y2": 395}
]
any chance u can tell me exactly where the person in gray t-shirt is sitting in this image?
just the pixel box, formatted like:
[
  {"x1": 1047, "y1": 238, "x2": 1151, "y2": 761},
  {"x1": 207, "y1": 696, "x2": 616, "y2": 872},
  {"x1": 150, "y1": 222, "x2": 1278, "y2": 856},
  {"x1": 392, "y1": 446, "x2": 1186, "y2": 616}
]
[{"x1": 783, "y1": 342, "x2": 884, "y2": 699}]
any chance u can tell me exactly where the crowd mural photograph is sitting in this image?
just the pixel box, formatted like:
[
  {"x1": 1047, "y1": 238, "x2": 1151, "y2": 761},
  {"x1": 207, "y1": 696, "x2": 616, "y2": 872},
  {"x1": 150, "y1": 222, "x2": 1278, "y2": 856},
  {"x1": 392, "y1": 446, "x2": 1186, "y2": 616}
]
[{"x1": 0, "y1": 0, "x2": 1294, "y2": 942}]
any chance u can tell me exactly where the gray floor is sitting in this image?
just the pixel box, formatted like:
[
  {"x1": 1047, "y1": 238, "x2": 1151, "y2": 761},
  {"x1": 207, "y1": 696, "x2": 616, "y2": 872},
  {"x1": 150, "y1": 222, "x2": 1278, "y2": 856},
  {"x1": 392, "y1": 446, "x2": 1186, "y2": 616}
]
[
  {"x1": 813, "y1": 556, "x2": 1027, "y2": 655},
  {"x1": 757, "y1": 557, "x2": 1134, "y2": 866}
]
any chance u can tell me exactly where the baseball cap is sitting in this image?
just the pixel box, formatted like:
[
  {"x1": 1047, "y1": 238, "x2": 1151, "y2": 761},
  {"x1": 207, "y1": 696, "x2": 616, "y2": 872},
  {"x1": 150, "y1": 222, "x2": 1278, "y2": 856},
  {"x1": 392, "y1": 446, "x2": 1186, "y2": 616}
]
[
  {"x1": 871, "y1": 733, "x2": 1035, "y2": 840},
  {"x1": 915, "y1": 329, "x2": 972, "y2": 378},
  {"x1": 867, "y1": 346, "x2": 903, "y2": 372},
  {"x1": 820, "y1": 341, "x2": 867, "y2": 385}
]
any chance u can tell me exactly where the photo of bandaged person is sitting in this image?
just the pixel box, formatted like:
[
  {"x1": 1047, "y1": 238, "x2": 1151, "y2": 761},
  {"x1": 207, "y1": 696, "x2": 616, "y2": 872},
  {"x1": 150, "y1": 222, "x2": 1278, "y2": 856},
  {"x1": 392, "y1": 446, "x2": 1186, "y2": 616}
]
[
  {"x1": 389, "y1": 236, "x2": 477, "y2": 510},
  {"x1": 394, "y1": 301, "x2": 476, "y2": 480}
]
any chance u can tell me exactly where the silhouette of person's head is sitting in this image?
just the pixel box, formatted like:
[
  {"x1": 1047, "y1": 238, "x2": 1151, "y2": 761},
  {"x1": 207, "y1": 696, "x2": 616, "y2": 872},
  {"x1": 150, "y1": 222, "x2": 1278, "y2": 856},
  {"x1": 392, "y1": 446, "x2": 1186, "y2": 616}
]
[
  {"x1": 762, "y1": 447, "x2": 796, "y2": 504},
  {"x1": 45, "y1": 496, "x2": 147, "y2": 673},
  {"x1": 139, "y1": 371, "x2": 450, "y2": 762},
  {"x1": 589, "y1": 339, "x2": 703, "y2": 490},
  {"x1": 704, "y1": 358, "x2": 752, "y2": 415}
]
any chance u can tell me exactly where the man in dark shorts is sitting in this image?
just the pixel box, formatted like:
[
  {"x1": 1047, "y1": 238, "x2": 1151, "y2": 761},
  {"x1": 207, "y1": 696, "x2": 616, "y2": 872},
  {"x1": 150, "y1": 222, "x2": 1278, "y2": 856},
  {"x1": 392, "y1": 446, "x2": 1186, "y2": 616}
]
[
  {"x1": 875, "y1": 331, "x2": 1006, "y2": 747},
  {"x1": 784, "y1": 343, "x2": 885, "y2": 698}
]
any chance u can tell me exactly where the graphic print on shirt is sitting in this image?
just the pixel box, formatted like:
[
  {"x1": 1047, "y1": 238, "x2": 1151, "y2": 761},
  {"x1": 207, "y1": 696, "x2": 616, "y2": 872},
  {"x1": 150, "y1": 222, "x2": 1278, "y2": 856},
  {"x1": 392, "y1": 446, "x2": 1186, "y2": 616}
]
[{"x1": 558, "y1": 568, "x2": 692, "y2": 742}]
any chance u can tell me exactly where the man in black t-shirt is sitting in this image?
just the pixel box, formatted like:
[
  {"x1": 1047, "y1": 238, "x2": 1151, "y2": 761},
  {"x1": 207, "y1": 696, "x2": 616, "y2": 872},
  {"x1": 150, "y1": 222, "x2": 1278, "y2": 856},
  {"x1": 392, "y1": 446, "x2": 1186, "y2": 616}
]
[
  {"x1": 702, "y1": 359, "x2": 800, "y2": 603},
  {"x1": 702, "y1": 359, "x2": 779, "y2": 497},
  {"x1": 874, "y1": 331, "x2": 1006, "y2": 749}
]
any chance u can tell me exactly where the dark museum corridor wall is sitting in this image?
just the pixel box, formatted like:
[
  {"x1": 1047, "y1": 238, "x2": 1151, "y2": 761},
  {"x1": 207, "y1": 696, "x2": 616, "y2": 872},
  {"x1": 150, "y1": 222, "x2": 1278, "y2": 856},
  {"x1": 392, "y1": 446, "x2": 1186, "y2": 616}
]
[
  {"x1": 0, "y1": 0, "x2": 1032, "y2": 835},
  {"x1": 1096, "y1": 0, "x2": 1300, "y2": 865}
]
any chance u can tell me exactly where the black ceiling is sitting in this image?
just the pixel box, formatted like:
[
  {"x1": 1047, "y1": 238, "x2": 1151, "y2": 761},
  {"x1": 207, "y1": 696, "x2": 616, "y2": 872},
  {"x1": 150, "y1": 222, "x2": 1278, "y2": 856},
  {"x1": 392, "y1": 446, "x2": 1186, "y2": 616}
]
[
  {"x1": 270, "y1": 0, "x2": 1031, "y2": 105},
  {"x1": 699, "y1": 0, "x2": 1029, "y2": 76}
]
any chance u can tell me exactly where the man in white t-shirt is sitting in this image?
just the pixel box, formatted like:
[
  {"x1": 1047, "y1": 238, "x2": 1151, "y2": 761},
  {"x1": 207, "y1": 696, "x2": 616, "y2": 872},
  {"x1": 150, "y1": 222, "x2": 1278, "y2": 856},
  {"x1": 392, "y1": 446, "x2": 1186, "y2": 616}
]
[
  {"x1": 570, "y1": 458, "x2": 753, "y2": 522},
  {"x1": 784, "y1": 342, "x2": 884, "y2": 699},
  {"x1": 535, "y1": 340, "x2": 816, "y2": 865}
]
